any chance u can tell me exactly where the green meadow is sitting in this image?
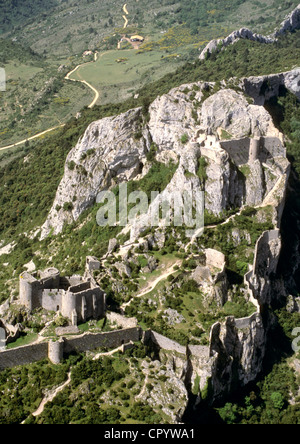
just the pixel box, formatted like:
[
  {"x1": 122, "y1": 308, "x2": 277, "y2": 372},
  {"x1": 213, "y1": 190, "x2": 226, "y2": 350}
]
[{"x1": 70, "y1": 48, "x2": 186, "y2": 105}]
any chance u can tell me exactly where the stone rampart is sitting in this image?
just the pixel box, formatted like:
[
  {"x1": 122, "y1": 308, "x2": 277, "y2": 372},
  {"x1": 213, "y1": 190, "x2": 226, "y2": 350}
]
[
  {"x1": 0, "y1": 327, "x2": 142, "y2": 370},
  {"x1": 0, "y1": 342, "x2": 48, "y2": 370},
  {"x1": 63, "y1": 327, "x2": 142, "y2": 355},
  {"x1": 220, "y1": 138, "x2": 250, "y2": 165},
  {"x1": 234, "y1": 312, "x2": 259, "y2": 329}
]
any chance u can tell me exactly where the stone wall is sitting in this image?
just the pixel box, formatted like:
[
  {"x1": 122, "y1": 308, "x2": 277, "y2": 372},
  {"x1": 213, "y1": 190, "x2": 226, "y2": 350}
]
[
  {"x1": 0, "y1": 342, "x2": 48, "y2": 370},
  {"x1": 234, "y1": 312, "x2": 259, "y2": 329},
  {"x1": 41, "y1": 288, "x2": 64, "y2": 312},
  {"x1": 220, "y1": 138, "x2": 250, "y2": 165},
  {"x1": 262, "y1": 137, "x2": 286, "y2": 159},
  {"x1": 144, "y1": 330, "x2": 186, "y2": 356},
  {"x1": 63, "y1": 327, "x2": 142, "y2": 354},
  {"x1": 219, "y1": 136, "x2": 285, "y2": 166},
  {"x1": 0, "y1": 327, "x2": 142, "y2": 370}
]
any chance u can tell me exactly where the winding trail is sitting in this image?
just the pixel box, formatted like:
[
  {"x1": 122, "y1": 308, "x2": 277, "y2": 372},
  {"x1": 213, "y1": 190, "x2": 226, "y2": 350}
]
[
  {"x1": 0, "y1": 52, "x2": 101, "y2": 151},
  {"x1": 123, "y1": 3, "x2": 129, "y2": 28},
  {"x1": 0, "y1": 124, "x2": 65, "y2": 151},
  {"x1": 64, "y1": 52, "x2": 100, "y2": 109},
  {"x1": 1, "y1": 4, "x2": 132, "y2": 151},
  {"x1": 31, "y1": 372, "x2": 72, "y2": 418},
  {"x1": 121, "y1": 260, "x2": 181, "y2": 310}
]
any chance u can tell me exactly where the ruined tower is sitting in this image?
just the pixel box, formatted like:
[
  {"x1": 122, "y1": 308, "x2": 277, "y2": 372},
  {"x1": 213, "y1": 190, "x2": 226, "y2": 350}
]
[
  {"x1": 48, "y1": 339, "x2": 64, "y2": 365},
  {"x1": 249, "y1": 129, "x2": 261, "y2": 163}
]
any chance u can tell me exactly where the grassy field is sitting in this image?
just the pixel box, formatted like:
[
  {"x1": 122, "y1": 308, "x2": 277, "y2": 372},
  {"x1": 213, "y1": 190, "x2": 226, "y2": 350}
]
[
  {"x1": 70, "y1": 48, "x2": 186, "y2": 105},
  {"x1": 0, "y1": 58, "x2": 94, "y2": 147}
]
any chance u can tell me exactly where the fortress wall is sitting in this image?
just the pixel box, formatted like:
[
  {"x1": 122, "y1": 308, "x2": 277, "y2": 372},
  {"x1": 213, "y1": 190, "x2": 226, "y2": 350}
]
[
  {"x1": 63, "y1": 327, "x2": 142, "y2": 354},
  {"x1": 144, "y1": 330, "x2": 209, "y2": 359},
  {"x1": 234, "y1": 312, "x2": 259, "y2": 330},
  {"x1": 39, "y1": 269, "x2": 60, "y2": 289},
  {"x1": 71, "y1": 288, "x2": 105, "y2": 321},
  {"x1": 40, "y1": 289, "x2": 64, "y2": 312},
  {"x1": 262, "y1": 137, "x2": 285, "y2": 159},
  {"x1": 61, "y1": 291, "x2": 77, "y2": 320},
  {"x1": 220, "y1": 138, "x2": 250, "y2": 165},
  {"x1": 0, "y1": 328, "x2": 141, "y2": 370},
  {"x1": 0, "y1": 342, "x2": 48, "y2": 370},
  {"x1": 147, "y1": 331, "x2": 186, "y2": 355},
  {"x1": 67, "y1": 275, "x2": 84, "y2": 287},
  {"x1": 69, "y1": 282, "x2": 91, "y2": 294}
]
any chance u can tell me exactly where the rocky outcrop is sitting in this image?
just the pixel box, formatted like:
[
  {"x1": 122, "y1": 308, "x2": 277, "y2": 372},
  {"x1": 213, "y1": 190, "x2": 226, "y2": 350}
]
[
  {"x1": 199, "y1": 28, "x2": 274, "y2": 61},
  {"x1": 41, "y1": 108, "x2": 149, "y2": 238},
  {"x1": 241, "y1": 69, "x2": 300, "y2": 105},
  {"x1": 246, "y1": 230, "x2": 282, "y2": 306},
  {"x1": 199, "y1": 4, "x2": 300, "y2": 61},
  {"x1": 41, "y1": 81, "x2": 290, "y2": 241},
  {"x1": 209, "y1": 313, "x2": 266, "y2": 400},
  {"x1": 274, "y1": 4, "x2": 300, "y2": 37}
]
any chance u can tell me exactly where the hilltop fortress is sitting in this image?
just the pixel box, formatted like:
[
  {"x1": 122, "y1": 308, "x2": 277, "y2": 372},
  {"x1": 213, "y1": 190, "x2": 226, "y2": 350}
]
[
  {"x1": 19, "y1": 257, "x2": 105, "y2": 325},
  {"x1": 193, "y1": 127, "x2": 285, "y2": 166}
]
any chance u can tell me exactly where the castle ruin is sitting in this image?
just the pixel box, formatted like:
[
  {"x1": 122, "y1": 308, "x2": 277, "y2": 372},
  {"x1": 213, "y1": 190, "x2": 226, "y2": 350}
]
[
  {"x1": 194, "y1": 128, "x2": 286, "y2": 166},
  {"x1": 19, "y1": 257, "x2": 105, "y2": 325}
]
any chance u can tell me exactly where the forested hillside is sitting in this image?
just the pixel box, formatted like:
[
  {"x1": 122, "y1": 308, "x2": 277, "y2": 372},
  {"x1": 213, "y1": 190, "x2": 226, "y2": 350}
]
[{"x1": 0, "y1": 0, "x2": 58, "y2": 34}]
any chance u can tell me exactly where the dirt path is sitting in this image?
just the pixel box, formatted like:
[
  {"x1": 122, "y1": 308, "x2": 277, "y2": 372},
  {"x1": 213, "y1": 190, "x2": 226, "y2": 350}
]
[
  {"x1": 64, "y1": 52, "x2": 101, "y2": 109},
  {"x1": 0, "y1": 124, "x2": 65, "y2": 151},
  {"x1": 123, "y1": 3, "x2": 129, "y2": 28},
  {"x1": 31, "y1": 372, "x2": 72, "y2": 418},
  {"x1": 0, "y1": 52, "x2": 102, "y2": 151},
  {"x1": 121, "y1": 260, "x2": 181, "y2": 310},
  {"x1": 93, "y1": 344, "x2": 125, "y2": 360}
]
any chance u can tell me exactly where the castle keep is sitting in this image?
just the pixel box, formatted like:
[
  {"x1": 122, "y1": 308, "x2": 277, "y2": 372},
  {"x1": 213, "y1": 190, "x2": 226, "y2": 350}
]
[{"x1": 19, "y1": 257, "x2": 105, "y2": 325}]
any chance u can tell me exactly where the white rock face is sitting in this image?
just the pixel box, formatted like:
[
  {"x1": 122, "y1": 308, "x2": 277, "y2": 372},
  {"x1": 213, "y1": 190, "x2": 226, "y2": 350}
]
[
  {"x1": 241, "y1": 69, "x2": 300, "y2": 105},
  {"x1": 209, "y1": 313, "x2": 266, "y2": 400},
  {"x1": 41, "y1": 82, "x2": 289, "y2": 240},
  {"x1": 41, "y1": 108, "x2": 148, "y2": 238},
  {"x1": 148, "y1": 82, "x2": 211, "y2": 154},
  {"x1": 199, "y1": 28, "x2": 274, "y2": 61},
  {"x1": 199, "y1": 4, "x2": 300, "y2": 61},
  {"x1": 274, "y1": 4, "x2": 300, "y2": 37},
  {"x1": 200, "y1": 89, "x2": 276, "y2": 137}
]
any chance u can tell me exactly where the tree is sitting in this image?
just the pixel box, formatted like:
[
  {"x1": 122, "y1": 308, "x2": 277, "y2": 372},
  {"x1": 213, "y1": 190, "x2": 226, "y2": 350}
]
[{"x1": 271, "y1": 392, "x2": 285, "y2": 411}]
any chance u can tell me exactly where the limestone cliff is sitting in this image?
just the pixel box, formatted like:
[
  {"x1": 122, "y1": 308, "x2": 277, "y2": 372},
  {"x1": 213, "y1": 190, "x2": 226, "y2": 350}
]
[
  {"x1": 39, "y1": 73, "x2": 293, "y2": 409},
  {"x1": 41, "y1": 81, "x2": 289, "y2": 238},
  {"x1": 199, "y1": 28, "x2": 274, "y2": 61},
  {"x1": 41, "y1": 108, "x2": 149, "y2": 238},
  {"x1": 199, "y1": 3, "x2": 300, "y2": 61},
  {"x1": 241, "y1": 69, "x2": 300, "y2": 105},
  {"x1": 274, "y1": 4, "x2": 300, "y2": 37}
]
